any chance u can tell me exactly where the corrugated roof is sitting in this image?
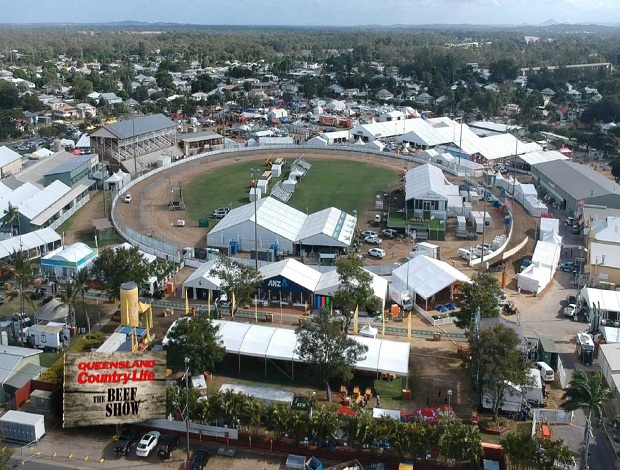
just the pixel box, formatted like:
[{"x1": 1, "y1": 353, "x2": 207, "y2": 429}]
[
  {"x1": 178, "y1": 130, "x2": 223, "y2": 144},
  {"x1": 44, "y1": 154, "x2": 97, "y2": 176},
  {"x1": 90, "y1": 114, "x2": 176, "y2": 140},
  {"x1": 18, "y1": 180, "x2": 71, "y2": 219},
  {"x1": 534, "y1": 160, "x2": 620, "y2": 201},
  {"x1": 30, "y1": 181, "x2": 91, "y2": 226},
  {"x1": 518, "y1": 150, "x2": 568, "y2": 166},
  {"x1": 0, "y1": 182, "x2": 40, "y2": 214},
  {"x1": 0, "y1": 146, "x2": 21, "y2": 167}
]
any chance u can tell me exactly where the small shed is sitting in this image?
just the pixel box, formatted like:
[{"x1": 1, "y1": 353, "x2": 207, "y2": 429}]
[
  {"x1": 92, "y1": 218, "x2": 115, "y2": 241},
  {"x1": 538, "y1": 336, "x2": 560, "y2": 369},
  {"x1": 30, "y1": 389, "x2": 52, "y2": 412}
]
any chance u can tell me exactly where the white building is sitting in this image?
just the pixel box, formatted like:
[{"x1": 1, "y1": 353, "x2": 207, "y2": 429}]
[{"x1": 206, "y1": 197, "x2": 356, "y2": 254}]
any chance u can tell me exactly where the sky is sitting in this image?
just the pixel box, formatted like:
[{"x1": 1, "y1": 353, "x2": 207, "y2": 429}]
[{"x1": 1, "y1": 0, "x2": 620, "y2": 26}]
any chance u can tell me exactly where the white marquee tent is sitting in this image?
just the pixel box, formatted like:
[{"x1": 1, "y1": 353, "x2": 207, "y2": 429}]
[
  {"x1": 517, "y1": 239, "x2": 561, "y2": 294},
  {"x1": 209, "y1": 320, "x2": 410, "y2": 377},
  {"x1": 391, "y1": 255, "x2": 470, "y2": 307}
]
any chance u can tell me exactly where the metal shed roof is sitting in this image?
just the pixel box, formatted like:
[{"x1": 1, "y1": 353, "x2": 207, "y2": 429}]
[
  {"x1": 534, "y1": 160, "x2": 620, "y2": 200},
  {"x1": 90, "y1": 114, "x2": 176, "y2": 140}
]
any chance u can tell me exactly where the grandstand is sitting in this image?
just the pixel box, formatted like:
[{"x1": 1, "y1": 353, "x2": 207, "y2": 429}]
[{"x1": 90, "y1": 114, "x2": 179, "y2": 175}]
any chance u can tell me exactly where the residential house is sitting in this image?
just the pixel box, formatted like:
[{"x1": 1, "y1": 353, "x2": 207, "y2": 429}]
[
  {"x1": 376, "y1": 89, "x2": 394, "y2": 100},
  {"x1": 415, "y1": 92, "x2": 435, "y2": 106},
  {"x1": 75, "y1": 103, "x2": 96, "y2": 119},
  {"x1": 100, "y1": 92, "x2": 122, "y2": 106},
  {"x1": 541, "y1": 88, "x2": 556, "y2": 100}
]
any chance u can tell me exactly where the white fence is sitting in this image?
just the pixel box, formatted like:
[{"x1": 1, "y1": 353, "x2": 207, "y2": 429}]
[
  {"x1": 111, "y1": 144, "x2": 473, "y2": 263},
  {"x1": 49, "y1": 193, "x2": 90, "y2": 231}
]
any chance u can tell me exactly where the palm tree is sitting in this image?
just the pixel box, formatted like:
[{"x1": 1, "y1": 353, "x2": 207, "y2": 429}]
[
  {"x1": 73, "y1": 269, "x2": 92, "y2": 335},
  {"x1": 58, "y1": 282, "x2": 80, "y2": 328},
  {"x1": 0, "y1": 202, "x2": 21, "y2": 240},
  {"x1": 3, "y1": 250, "x2": 35, "y2": 345},
  {"x1": 561, "y1": 371, "x2": 611, "y2": 470}
]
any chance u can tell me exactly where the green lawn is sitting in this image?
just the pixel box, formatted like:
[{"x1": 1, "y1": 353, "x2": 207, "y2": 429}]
[{"x1": 184, "y1": 159, "x2": 399, "y2": 227}]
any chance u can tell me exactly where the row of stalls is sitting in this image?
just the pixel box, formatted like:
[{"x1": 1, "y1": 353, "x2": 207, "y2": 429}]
[
  {"x1": 517, "y1": 218, "x2": 562, "y2": 294},
  {"x1": 495, "y1": 172, "x2": 548, "y2": 217},
  {"x1": 182, "y1": 257, "x2": 387, "y2": 310}
]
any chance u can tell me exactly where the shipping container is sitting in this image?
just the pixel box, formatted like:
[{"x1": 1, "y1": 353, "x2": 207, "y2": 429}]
[{"x1": 0, "y1": 410, "x2": 45, "y2": 443}]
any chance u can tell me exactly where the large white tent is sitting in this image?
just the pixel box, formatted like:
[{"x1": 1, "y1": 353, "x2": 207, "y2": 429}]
[
  {"x1": 581, "y1": 287, "x2": 620, "y2": 315},
  {"x1": 40, "y1": 242, "x2": 98, "y2": 278},
  {"x1": 404, "y1": 164, "x2": 451, "y2": 202},
  {"x1": 391, "y1": 255, "x2": 470, "y2": 305},
  {"x1": 517, "y1": 239, "x2": 561, "y2": 294},
  {"x1": 0, "y1": 227, "x2": 61, "y2": 260},
  {"x1": 207, "y1": 197, "x2": 357, "y2": 253},
  {"x1": 209, "y1": 320, "x2": 410, "y2": 377}
]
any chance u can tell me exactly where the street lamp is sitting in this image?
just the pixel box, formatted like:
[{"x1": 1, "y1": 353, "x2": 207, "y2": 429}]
[
  {"x1": 447, "y1": 389, "x2": 452, "y2": 408},
  {"x1": 184, "y1": 357, "x2": 190, "y2": 465},
  {"x1": 250, "y1": 168, "x2": 261, "y2": 271}
]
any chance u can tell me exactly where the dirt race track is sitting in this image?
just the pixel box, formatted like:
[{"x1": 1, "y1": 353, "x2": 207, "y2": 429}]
[{"x1": 112, "y1": 148, "x2": 537, "y2": 271}]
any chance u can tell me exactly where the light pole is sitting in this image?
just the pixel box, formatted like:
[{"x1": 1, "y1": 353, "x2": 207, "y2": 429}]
[
  {"x1": 184, "y1": 357, "x2": 190, "y2": 465},
  {"x1": 131, "y1": 107, "x2": 138, "y2": 176},
  {"x1": 170, "y1": 222, "x2": 177, "y2": 289},
  {"x1": 250, "y1": 168, "x2": 261, "y2": 270},
  {"x1": 447, "y1": 389, "x2": 452, "y2": 408}
]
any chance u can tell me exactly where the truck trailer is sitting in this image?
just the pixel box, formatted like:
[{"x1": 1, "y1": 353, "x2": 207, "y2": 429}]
[
  {"x1": 482, "y1": 368, "x2": 543, "y2": 413},
  {"x1": 28, "y1": 323, "x2": 70, "y2": 351},
  {"x1": 0, "y1": 410, "x2": 45, "y2": 443}
]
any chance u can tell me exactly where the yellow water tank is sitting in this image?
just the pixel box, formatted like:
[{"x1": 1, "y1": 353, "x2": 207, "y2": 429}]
[{"x1": 120, "y1": 282, "x2": 140, "y2": 327}]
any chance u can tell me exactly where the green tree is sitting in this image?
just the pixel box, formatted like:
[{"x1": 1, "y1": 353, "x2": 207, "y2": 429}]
[
  {"x1": 210, "y1": 257, "x2": 263, "y2": 314},
  {"x1": 455, "y1": 273, "x2": 501, "y2": 329},
  {"x1": 164, "y1": 316, "x2": 225, "y2": 373},
  {"x1": 155, "y1": 70, "x2": 175, "y2": 92},
  {"x1": 73, "y1": 268, "x2": 92, "y2": 333},
  {"x1": 489, "y1": 58, "x2": 519, "y2": 84},
  {"x1": 0, "y1": 82, "x2": 19, "y2": 109},
  {"x1": 295, "y1": 310, "x2": 368, "y2": 386},
  {"x1": 561, "y1": 371, "x2": 611, "y2": 470},
  {"x1": 71, "y1": 77, "x2": 94, "y2": 101},
  {"x1": 58, "y1": 281, "x2": 80, "y2": 328},
  {"x1": 332, "y1": 255, "x2": 381, "y2": 328},
  {"x1": 266, "y1": 402, "x2": 295, "y2": 442},
  {"x1": 310, "y1": 403, "x2": 339, "y2": 448},
  {"x1": 90, "y1": 246, "x2": 152, "y2": 300},
  {"x1": 437, "y1": 419, "x2": 483, "y2": 467},
  {"x1": 3, "y1": 250, "x2": 35, "y2": 344},
  {"x1": 502, "y1": 430, "x2": 539, "y2": 469},
  {"x1": 466, "y1": 324, "x2": 531, "y2": 420}
]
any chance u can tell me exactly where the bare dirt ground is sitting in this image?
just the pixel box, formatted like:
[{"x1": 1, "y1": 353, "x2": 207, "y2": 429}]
[{"x1": 111, "y1": 149, "x2": 535, "y2": 272}]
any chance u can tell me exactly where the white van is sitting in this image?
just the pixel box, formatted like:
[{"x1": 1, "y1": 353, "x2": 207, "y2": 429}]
[
  {"x1": 457, "y1": 248, "x2": 477, "y2": 261},
  {"x1": 536, "y1": 361, "x2": 554, "y2": 382}
]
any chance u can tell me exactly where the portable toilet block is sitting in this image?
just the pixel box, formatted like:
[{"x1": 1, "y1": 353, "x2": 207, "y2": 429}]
[
  {"x1": 257, "y1": 179, "x2": 268, "y2": 194},
  {"x1": 249, "y1": 187, "x2": 262, "y2": 202},
  {"x1": 271, "y1": 164, "x2": 282, "y2": 177}
]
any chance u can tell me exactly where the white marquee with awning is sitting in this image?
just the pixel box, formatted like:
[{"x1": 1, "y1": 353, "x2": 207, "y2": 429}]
[
  {"x1": 210, "y1": 320, "x2": 410, "y2": 376},
  {"x1": 391, "y1": 255, "x2": 470, "y2": 300}
]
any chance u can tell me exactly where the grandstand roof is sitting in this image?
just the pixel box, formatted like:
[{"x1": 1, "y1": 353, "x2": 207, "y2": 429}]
[{"x1": 90, "y1": 114, "x2": 176, "y2": 140}]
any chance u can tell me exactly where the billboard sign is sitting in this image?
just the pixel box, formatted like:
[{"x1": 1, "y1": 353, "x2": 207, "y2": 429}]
[{"x1": 63, "y1": 351, "x2": 167, "y2": 428}]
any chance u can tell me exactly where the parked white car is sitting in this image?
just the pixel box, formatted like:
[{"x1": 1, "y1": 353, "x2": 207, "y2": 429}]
[
  {"x1": 136, "y1": 431, "x2": 160, "y2": 457},
  {"x1": 368, "y1": 248, "x2": 386, "y2": 259},
  {"x1": 364, "y1": 236, "x2": 383, "y2": 245},
  {"x1": 360, "y1": 230, "x2": 378, "y2": 238},
  {"x1": 124, "y1": 193, "x2": 132, "y2": 203}
]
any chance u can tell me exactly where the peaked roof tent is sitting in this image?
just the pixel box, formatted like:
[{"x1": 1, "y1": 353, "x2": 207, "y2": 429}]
[
  {"x1": 392, "y1": 255, "x2": 470, "y2": 300},
  {"x1": 0, "y1": 227, "x2": 61, "y2": 259},
  {"x1": 405, "y1": 163, "x2": 451, "y2": 201}
]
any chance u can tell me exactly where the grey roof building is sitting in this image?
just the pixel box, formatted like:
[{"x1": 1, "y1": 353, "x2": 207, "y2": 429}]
[
  {"x1": 0, "y1": 345, "x2": 43, "y2": 406},
  {"x1": 531, "y1": 160, "x2": 620, "y2": 213}
]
